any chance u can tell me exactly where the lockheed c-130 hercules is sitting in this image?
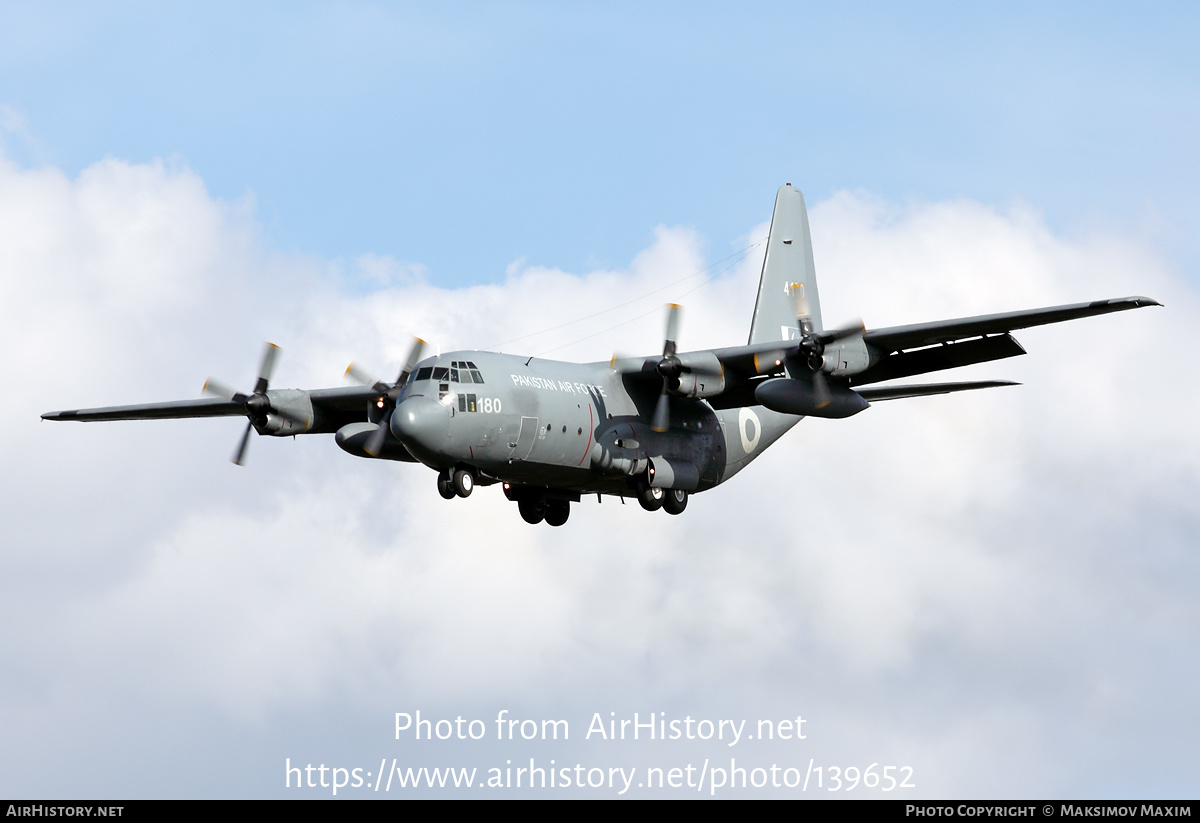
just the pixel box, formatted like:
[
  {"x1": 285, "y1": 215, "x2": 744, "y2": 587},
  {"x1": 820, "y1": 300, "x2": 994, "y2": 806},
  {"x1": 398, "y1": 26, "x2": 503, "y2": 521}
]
[{"x1": 43, "y1": 185, "x2": 1159, "y2": 525}]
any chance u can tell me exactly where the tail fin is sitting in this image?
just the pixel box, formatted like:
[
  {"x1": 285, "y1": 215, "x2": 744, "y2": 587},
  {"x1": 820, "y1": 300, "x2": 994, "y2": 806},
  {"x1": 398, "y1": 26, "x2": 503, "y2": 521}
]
[{"x1": 748, "y1": 184, "x2": 822, "y2": 344}]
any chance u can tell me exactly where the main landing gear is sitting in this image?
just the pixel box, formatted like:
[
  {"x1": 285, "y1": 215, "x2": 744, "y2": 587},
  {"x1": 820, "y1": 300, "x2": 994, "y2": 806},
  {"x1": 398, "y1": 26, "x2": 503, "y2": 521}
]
[
  {"x1": 662, "y1": 488, "x2": 688, "y2": 515},
  {"x1": 505, "y1": 484, "x2": 573, "y2": 527},
  {"x1": 637, "y1": 482, "x2": 687, "y2": 515},
  {"x1": 517, "y1": 496, "x2": 570, "y2": 527}
]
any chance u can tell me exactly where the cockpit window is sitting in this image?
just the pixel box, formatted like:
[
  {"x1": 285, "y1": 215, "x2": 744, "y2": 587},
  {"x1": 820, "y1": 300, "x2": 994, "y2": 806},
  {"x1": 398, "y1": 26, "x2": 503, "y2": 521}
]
[
  {"x1": 448, "y1": 360, "x2": 484, "y2": 384},
  {"x1": 417, "y1": 361, "x2": 485, "y2": 385}
]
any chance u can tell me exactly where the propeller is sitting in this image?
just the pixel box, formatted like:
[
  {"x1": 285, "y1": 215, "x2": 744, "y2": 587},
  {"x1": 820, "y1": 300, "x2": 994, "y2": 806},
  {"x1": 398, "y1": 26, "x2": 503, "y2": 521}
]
[
  {"x1": 609, "y1": 304, "x2": 724, "y2": 432},
  {"x1": 345, "y1": 337, "x2": 427, "y2": 457},
  {"x1": 202, "y1": 342, "x2": 304, "y2": 465},
  {"x1": 787, "y1": 284, "x2": 863, "y2": 409},
  {"x1": 651, "y1": 304, "x2": 683, "y2": 432}
]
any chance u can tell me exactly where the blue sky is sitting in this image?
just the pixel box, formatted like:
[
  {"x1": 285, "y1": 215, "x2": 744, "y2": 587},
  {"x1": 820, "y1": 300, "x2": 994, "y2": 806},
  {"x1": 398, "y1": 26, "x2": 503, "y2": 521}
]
[
  {"x1": 2, "y1": 2, "x2": 1197, "y2": 799},
  {"x1": 3, "y1": 2, "x2": 1196, "y2": 282}
]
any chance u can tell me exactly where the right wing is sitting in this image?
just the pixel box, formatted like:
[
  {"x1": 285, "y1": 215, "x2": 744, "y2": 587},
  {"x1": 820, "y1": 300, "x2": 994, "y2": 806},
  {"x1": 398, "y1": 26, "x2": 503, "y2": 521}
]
[
  {"x1": 42, "y1": 398, "x2": 244, "y2": 421},
  {"x1": 42, "y1": 386, "x2": 381, "y2": 433}
]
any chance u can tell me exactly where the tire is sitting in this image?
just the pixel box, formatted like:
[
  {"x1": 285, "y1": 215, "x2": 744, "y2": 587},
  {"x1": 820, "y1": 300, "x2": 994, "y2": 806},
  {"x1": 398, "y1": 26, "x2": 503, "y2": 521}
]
[
  {"x1": 453, "y1": 468, "x2": 474, "y2": 498},
  {"x1": 544, "y1": 500, "x2": 570, "y2": 527},
  {"x1": 662, "y1": 488, "x2": 688, "y2": 515},
  {"x1": 518, "y1": 497, "x2": 545, "y2": 525},
  {"x1": 436, "y1": 472, "x2": 456, "y2": 500},
  {"x1": 637, "y1": 483, "x2": 664, "y2": 512}
]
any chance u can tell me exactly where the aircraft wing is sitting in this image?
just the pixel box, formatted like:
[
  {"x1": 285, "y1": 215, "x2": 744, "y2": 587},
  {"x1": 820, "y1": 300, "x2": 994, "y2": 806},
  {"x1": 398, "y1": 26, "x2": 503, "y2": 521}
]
[
  {"x1": 42, "y1": 398, "x2": 245, "y2": 421},
  {"x1": 42, "y1": 386, "x2": 380, "y2": 430},
  {"x1": 854, "y1": 295, "x2": 1160, "y2": 352},
  {"x1": 629, "y1": 294, "x2": 1161, "y2": 407}
]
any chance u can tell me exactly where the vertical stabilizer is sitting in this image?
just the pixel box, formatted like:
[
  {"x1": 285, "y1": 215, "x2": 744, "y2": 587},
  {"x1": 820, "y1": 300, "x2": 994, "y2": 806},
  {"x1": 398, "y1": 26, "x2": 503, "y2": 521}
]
[{"x1": 748, "y1": 184, "x2": 822, "y2": 344}]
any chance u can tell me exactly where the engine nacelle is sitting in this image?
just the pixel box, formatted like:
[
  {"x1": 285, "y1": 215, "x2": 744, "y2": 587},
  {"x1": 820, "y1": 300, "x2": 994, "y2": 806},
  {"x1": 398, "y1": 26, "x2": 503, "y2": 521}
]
[
  {"x1": 819, "y1": 334, "x2": 879, "y2": 377},
  {"x1": 259, "y1": 389, "x2": 317, "y2": 435},
  {"x1": 669, "y1": 351, "x2": 726, "y2": 398},
  {"x1": 670, "y1": 370, "x2": 725, "y2": 399}
]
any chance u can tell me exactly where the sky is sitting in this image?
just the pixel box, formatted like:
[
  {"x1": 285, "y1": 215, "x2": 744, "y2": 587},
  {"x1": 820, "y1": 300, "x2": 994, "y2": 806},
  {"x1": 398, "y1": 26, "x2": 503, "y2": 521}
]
[{"x1": 1, "y1": 1, "x2": 1198, "y2": 799}]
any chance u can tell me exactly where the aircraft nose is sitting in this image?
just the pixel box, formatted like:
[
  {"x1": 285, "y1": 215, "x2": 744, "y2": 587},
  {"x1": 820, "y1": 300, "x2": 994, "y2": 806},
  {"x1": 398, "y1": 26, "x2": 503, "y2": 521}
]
[{"x1": 391, "y1": 395, "x2": 450, "y2": 466}]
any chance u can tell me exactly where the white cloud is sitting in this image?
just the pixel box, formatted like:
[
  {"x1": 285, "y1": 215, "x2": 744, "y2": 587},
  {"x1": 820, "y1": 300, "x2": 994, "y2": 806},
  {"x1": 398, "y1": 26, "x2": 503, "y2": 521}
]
[{"x1": 1, "y1": 155, "x2": 1196, "y2": 797}]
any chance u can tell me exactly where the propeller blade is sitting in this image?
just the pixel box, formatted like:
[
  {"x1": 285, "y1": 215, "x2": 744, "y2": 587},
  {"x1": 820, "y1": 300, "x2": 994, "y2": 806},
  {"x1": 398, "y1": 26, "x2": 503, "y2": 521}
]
[
  {"x1": 819, "y1": 319, "x2": 866, "y2": 344},
  {"x1": 232, "y1": 419, "x2": 253, "y2": 466},
  {"x1": 396, "y1": 337, "x2": 428, "y2": 385},
  {"x1": 364, "y1": 417, "x2": 389, "y2": 457},
  {"x1": 651, "y1": 388, "x2": 671, "y2": 433},
  {"x1": 812, "y1": 370, "x2": 832, "y2": 410},
  {"x1": 202, "y1": 378, "x2": 241, "y2": 403},
  {"x1": 254, "y1": 342, "x2": 280, "y2": 393},
  {"x1": 663, "y1": 304, "x2": 681, "y2": 357},
  {"x1": 609, "y1": 353, "x2": 649, "y2": 373},
  {"x1": 788, "y1": 283, "x2": 812, "y2": 325},
  {"x1": 345, "y1": 361, "x2": 384, "y2": 390}
]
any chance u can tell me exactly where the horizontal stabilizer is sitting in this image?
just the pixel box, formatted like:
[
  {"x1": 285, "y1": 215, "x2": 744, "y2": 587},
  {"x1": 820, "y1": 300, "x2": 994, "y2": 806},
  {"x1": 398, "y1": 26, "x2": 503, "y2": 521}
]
[{"x1": 856, "y1": 380, "x2": 1019, "y2": 402}]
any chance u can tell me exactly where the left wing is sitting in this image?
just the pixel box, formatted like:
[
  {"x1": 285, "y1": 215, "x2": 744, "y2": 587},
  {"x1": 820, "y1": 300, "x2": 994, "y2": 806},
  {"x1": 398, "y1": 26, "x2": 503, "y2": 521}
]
[{"x1": 611, "y1": 295, "x2": 1160, "y2": 415}]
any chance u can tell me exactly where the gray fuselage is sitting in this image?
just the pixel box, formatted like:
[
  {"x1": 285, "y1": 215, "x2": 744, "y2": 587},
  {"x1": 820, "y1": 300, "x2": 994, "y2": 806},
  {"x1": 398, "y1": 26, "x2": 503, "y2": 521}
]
[{"x1": 382, "y1": 350, "x2": 797, "y2": 498}]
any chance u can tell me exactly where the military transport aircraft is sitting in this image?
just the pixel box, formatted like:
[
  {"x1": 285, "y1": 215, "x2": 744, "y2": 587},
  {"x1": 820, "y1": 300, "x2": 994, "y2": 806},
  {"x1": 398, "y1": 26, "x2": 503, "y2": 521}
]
[{"x1": 43, "y1": 185, "x2": 1159, "y2": 525}]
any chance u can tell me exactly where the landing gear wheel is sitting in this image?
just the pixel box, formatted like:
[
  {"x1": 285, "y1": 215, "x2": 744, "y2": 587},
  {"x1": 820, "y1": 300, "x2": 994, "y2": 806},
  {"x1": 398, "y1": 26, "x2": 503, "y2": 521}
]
[
  {"x1": 518, "y1": 497, "x2": 545, "y2": 525},
  {"x1": 436, "y1": 471, "x2": 456, "y2": 500},
  {"x1": 452, "y1": 468, "x2": 474, "y2": 498},
  {"x1": 663, "y1": 488, "x2": 688, "y2": 515},
  {"x1": 637, "y1": 483, "x2": 664, "y2": 512},
  {"x1": 544, "y1": 500, "x2": 570, "y2": 527}
]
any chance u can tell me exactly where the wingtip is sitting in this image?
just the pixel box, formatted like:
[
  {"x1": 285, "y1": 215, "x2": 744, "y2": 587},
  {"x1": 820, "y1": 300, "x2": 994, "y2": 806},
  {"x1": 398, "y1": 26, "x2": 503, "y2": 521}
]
[{"x1": 1118, "y1": 296, "x2": 1162, "y2": 308}]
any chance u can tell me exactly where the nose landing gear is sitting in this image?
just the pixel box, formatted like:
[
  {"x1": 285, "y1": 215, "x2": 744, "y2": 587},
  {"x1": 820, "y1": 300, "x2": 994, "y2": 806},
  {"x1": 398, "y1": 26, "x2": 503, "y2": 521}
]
[
  {"x1": 452, "y1": 467, "x2": 474, "y2": 497},
  {"x1": 437, "y1": 467, "x2": 476, "y2": 499}
]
